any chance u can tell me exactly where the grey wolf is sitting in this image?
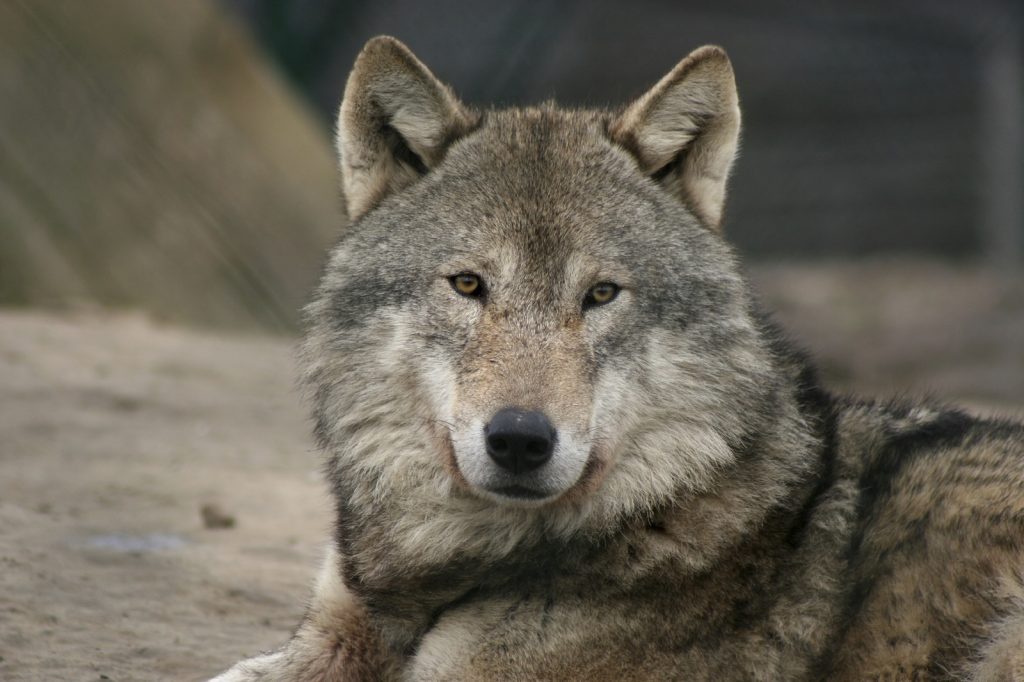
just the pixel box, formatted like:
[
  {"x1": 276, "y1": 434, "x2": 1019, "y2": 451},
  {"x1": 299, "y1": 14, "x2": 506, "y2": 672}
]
[{"x1": 213, "y1": 37, "x2": 1024, "y2": 680}]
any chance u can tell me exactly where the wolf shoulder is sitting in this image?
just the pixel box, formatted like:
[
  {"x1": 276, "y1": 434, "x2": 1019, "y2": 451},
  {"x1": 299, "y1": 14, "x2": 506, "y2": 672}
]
[
  {"x1": 822, "y1": 400, "x2": 1024, "y2": 678},
  {"x1": 837, "y1": 400, "x2": 1024, "y2": 533}
]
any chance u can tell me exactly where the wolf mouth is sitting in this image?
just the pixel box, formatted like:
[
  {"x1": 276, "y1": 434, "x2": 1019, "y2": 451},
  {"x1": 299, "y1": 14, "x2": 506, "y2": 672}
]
[{"x1": 487, "y1": 485, "x2": 552, "y2": 500}]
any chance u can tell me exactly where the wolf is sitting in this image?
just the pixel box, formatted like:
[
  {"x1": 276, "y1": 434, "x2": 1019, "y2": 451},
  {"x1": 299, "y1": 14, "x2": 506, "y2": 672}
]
[{"x1": 213, "y1": 37, "x2": 1024, "y2": 680}]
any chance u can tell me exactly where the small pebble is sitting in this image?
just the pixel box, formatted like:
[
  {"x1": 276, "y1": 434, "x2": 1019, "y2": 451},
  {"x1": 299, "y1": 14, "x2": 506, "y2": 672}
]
[{"x1": 201, "y1": 503, "x2": 236, "y2": 530}]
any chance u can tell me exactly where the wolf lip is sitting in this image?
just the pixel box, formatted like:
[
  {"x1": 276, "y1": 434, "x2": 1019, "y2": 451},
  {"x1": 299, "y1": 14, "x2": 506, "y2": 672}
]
[{"x1": 488, "y1": 485, "x2": 550, "y2": 500}]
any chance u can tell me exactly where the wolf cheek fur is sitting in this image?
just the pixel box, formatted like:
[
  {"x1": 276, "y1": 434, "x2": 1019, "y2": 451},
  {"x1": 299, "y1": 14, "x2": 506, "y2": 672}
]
[{"x1": 213, "y1": 37, "x2": 1024, "y2": 681}]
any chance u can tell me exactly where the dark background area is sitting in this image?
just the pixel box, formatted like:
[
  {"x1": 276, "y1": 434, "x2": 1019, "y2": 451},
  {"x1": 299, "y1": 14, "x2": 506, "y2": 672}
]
[{"x1": 223, "y1": 0, "x2": 1024, "y2": 261}]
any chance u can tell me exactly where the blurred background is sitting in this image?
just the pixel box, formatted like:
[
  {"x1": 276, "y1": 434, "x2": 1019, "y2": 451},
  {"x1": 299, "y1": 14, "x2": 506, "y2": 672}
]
[
  {"x1": 229, "y1": 0, "x2": 1024, "y2": 261},
  {"x1": 1, "y1": 2, "x2": 1022, "y2": 679}
]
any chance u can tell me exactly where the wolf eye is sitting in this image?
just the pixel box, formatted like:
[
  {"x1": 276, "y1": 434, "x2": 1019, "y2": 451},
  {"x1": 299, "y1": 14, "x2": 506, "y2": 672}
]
[
  {"x1": 450, "y1": 273, "x2": 483, "y2": 298},
  {"x1": 583, "y1": 282, "x2": 620, "y2": 309}
]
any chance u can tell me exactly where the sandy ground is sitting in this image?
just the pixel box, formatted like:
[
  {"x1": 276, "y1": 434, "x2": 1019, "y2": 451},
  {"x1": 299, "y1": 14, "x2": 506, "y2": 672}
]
[
  {"x1": 1, "y1": 261, "x2": 1022, "y2": 681},
  {"x1": 0, "y1": 311, "x2": 327, "y2": 680}
]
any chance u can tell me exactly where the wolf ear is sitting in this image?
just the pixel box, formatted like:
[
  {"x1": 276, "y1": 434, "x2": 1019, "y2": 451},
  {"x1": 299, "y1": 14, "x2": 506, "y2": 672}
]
[
  {"x1": 610, "y1": 46, "x2": 741, "y2": 230},
  {"x1": 336, "y1": 36, "x2": 477, "y2": 221}
]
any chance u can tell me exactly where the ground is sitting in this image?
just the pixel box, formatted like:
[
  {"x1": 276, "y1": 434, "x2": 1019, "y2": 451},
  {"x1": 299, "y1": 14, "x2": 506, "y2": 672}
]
[
  {"x1": 0, "y1": 310, "x2": 325, "y2": 680},
  {"x1": 0, "y1": 261, "x2": 1021, "y2": 681}
]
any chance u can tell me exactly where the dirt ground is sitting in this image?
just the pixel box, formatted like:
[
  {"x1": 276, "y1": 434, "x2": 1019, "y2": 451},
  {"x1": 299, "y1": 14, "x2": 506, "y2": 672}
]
[
  {"x1": 1, "y1": 261, "x2": 1022, "y2": 681},
  {"x1": 0, "y1": 310, "x2": 327, "y2": 681}
]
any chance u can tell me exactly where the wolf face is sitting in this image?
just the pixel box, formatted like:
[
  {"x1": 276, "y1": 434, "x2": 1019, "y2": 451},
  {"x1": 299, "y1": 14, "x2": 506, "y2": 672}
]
[{"x1": 305, "y1": 38, "x2": 795, "y2": 556}]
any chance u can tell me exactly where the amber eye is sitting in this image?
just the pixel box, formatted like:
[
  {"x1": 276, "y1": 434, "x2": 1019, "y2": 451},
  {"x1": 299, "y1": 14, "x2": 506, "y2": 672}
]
[
  {"x1": 584, "y1": 282, "x2": 620, "y2": 309},
  {"x1": 450, "y1": 273, "x2": 483, "y2": 298}
]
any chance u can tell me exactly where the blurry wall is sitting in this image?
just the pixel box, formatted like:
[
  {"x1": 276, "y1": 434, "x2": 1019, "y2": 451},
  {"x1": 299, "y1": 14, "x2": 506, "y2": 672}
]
[
  {"x1": 0, "y1": 1, "x2": 342, "y2": 330},
  {"x1": 225, "y1": 0, "x2": 1024, "y2": 261}
]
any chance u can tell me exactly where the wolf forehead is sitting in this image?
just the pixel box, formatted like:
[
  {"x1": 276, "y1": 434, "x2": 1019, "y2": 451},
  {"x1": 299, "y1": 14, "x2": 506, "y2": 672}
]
[
  {"x1": 317, "y1": 35, "x2": 745, "y2": 332},
  {"x1": 357, "y1": 108, "x2": 703, "y2": 247},
  {"x1": 325, "y1": 109, "x2": 736, "y2": 321}
]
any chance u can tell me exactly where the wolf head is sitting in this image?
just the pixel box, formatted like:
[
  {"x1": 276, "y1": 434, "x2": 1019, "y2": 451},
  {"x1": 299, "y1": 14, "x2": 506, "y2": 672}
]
[{"x1": 305, "y1": 38, "x2": 809, "y2": 568}]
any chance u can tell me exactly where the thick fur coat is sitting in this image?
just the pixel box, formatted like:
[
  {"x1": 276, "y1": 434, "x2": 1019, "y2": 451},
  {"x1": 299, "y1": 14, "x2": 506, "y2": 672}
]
[{"x1": 214, "y1": 38, "x2": 1024, "y2": 681}]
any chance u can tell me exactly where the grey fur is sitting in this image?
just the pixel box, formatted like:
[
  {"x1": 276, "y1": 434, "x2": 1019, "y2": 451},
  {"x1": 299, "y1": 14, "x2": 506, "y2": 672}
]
[{"x1": 213, "y1": 37, "x2": 1024, "y2": 681}]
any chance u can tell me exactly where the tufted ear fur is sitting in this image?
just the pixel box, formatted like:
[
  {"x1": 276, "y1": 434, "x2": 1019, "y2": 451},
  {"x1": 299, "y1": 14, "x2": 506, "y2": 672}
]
[
  {"x1": 610, "y1": 46, "x2": 741, "y2": 230},
  {"x1": 336, "y1": 36, "x2": 478, "y2": 221}
]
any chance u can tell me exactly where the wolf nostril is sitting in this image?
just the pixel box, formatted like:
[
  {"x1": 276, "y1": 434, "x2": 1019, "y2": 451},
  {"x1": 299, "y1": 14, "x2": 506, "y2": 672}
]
[
  {"x1": 484, "y1": 408, "x2": 556, "y2": 475},
  {"x1": 526, "y1": 440, "x2": 546, "y2": 455}
]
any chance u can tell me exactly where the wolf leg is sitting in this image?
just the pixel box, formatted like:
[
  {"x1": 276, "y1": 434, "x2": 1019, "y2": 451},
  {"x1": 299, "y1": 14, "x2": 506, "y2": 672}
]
[{"x1": 210, "y1": 547, "x2": 397, "y2": 681}]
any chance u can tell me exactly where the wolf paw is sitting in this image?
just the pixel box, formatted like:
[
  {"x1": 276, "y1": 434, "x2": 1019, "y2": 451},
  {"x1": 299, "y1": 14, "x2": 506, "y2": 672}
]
[{"x1": 208, "y1": 651, "x2": 286, "y2": 682}]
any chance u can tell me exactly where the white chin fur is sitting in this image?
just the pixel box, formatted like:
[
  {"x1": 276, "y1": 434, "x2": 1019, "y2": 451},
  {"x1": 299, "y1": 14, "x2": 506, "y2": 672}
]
[{"x1": 451, "y1": 419, "x2": 591, "y2": 506}]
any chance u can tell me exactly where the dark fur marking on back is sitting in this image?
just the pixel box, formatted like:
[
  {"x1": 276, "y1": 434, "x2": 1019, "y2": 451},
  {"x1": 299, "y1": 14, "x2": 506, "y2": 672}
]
[
  {"x1": 855, "y1": 408, "x2": 977, "y2": 524},
  {"x1": 812, "y1": 407, "x2": 980, "y2": 676}
]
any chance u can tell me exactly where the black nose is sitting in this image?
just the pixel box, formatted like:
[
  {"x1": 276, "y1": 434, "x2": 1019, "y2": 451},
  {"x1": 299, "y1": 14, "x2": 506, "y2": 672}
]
[{"x1": 484, "y1": 408, "x2": 556, "y2": 474}]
